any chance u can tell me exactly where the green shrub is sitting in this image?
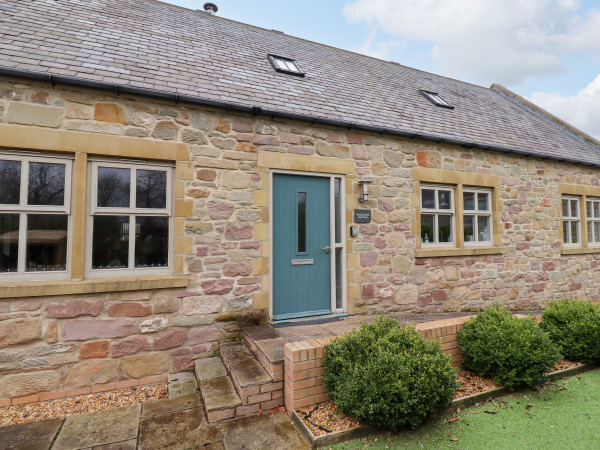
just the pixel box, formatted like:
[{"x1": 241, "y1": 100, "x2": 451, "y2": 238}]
[
  {"x1": 321, "y1": 315, "x2": 458, "y2": 430},
  {"x1": 458, "y1": 305, "x2": 561, "y2": 389},
  {"x1": 540, "y1": 299, "x2": 600, "y2": 362}
]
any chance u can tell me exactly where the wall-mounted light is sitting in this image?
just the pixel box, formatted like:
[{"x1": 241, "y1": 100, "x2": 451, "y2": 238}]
[{"x1": 358, "y1": 179, "x2": 372, "y2": 203}]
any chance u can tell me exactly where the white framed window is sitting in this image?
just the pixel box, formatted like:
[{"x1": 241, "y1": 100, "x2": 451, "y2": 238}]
[
  {"x1": 0, "y1": 153, "x2": 72, "y2": 280},
  {"x1": 86, "y1": 160, "x2": 173, "y2": 277},
  {"x1": 463, "y1": 188, "x2": 492, "y2": 245},
  {"x1": 420, "y1": 185, "x2": 455, "y2": 246},
  {"x1": 562, "y1": 196, "x2": 581, "y2": 246},
  {"x1": 587, "y1": 197, "x2": 600, "y2": 246}
]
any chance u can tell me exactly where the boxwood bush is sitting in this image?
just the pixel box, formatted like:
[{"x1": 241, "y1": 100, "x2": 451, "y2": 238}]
[
  {"x1": 458, "y1": 305, "x2": 561, "y2": 389},
  {"x1": 540, "y1": 299, "x2": 600, "y2": 362},
  {"x1": 321, "y1": 316, "x2": 458, "y2": 430}
]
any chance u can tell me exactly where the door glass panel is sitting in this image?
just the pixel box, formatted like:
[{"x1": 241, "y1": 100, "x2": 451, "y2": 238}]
[
  {"x1": 28, "y1": 162, "x2": 65, "y2": 206},
  {"x1": 335, "y1": 248, "x2": 343, "y2": 310},
  {"x1": 463, "y1": 192, "x2": 475, "y2": 211},
  {"x1": 25, "y1": 214, "x2": 68, "y2": 272},
  {"x1": 334, "y1": 178, "x2": 341, "y2": 243},
  {"x1": 438, "y1": 190, "x2": 451, "y2": 209},
  {"x1": 421, "y1": 189, "x2": 435, "y2": 209},
  {"x1": 438, "y1": 215, "x2": 453, "y2": 242},
  {"x1": 477, "y1": 216, "x2": 490, "y2": 241},
  {"x1": 92, "y1": 215, "x2": 129, "y2": 269},
  {"x1": 464, "y1": 215, "x2": 474, "y2": 242},
  {"x1": 0, "y1": 160, "x2": 21, "y2": 205},
  {"x1": 297, "y1": 192, "x2": 307, "y2": 253},
  {"x1": 0, "y1": 214, "x2": 19, "y2": 272},
  {"x1": 421, "y1": 214, "x2": 434, "y2": 243},
  {"x1": 97, "y1": 167, "x2": 130, "y2": 208},
  {"x1": 477, "y1": 192, "x2": 489, "y2": 211},
  {"x1": 562, "y1": 199, "x2": 569, "y2": 217},
  {"x1": 135, "y1": 216, "x2": 169, "y2": 268},
  {"x1": 136, "y1": 170, "x2": 167, "y2": 209}
]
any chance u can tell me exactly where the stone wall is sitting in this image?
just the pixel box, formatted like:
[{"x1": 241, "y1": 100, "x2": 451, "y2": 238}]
[{"x1": 1, "y1": 76, "x2": 600, "y2": 402}]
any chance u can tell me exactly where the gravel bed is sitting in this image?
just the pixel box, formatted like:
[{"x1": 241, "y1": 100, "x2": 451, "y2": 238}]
[{"x1": 0, "y1": 384, "x2": 168, "y2": 427}]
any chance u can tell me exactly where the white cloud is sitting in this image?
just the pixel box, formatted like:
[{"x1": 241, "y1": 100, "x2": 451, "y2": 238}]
[
  {"x1": 343, "y1": 0, "x2": 600, "y2": 85},
  {"x1": 529, "y1": 73, "x2": 600, "y2": 140}
]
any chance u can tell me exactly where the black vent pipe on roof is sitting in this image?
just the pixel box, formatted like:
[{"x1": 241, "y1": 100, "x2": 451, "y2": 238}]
[{"x1": 0, "y1": 66, "x2": 599, "y2": 169}]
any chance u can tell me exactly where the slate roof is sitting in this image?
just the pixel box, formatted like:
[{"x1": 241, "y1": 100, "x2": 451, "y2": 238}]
[{"x1": 1, "y1": 0, "x2": 600, "y2": 165}]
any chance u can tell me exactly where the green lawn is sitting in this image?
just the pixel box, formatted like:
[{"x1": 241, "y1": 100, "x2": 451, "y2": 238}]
[{"x1": 332, "y1": 368, "x2": 600, "y2": 449}]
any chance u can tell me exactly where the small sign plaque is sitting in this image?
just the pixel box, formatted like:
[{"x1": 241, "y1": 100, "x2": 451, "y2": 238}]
[{"x1": 354, "y1": 209, "x2": 371, "y2": 223}]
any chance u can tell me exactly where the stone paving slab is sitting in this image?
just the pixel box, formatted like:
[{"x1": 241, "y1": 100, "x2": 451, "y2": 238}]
[
  {"x1": 229, "y1": 358, "x2": 271, "y2": 387},
  {"x1": 254, "y1": 337, "x2": 287, "y2": 364},
  {"x1": 219, "y1": 412, "x2": 310, "y2": 449},
  {"x1": 52, "y1": 404, "x2": 141, "y2": 450},
  {"x1": 141, "y1": 393, "x2": 202, "y2": 419},
  {"x1": 195, "y1": 357, "x2": 227, "y2": 382},
  {"x1": 168, "y1": 371, "x2": 198, "y2": 398},
  {"x1": 88, "y1": 439, "x2": 137, "y2": 449},
  {"x1": 220, "y1": 342, "x2": 253, "y2": 362},
  {"x1": 0, "y1": 417, "x2": 63, "y2": 449},
  {"x1": 200, "y1": 376, "x2": 241, "y2": 412},
  {"x1": 244, "y1": 325, "x2": 282, "y2": 341},
  {"x1": 138, "y1": 406, "x2": 219, "y2": 450}
]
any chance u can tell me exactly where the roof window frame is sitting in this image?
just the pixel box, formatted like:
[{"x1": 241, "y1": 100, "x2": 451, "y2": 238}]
[
  {"x1": 267, "y1": 54, "x2": 305, "y2": 78},
  {"x1": 419, "y1": 89, "x2": 454, "y2": 109}
]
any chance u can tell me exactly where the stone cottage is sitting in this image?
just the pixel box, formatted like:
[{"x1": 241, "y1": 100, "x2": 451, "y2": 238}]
[{"x1": 1, "y1": 0, "x2": 600, "y2": 409}]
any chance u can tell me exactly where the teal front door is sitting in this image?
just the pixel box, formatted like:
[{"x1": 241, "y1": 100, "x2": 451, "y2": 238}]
[{"x1": 273, "y1": 174, "x2": 331, "y2": 320}]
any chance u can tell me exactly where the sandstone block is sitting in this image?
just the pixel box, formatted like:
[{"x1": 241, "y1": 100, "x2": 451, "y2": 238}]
[
  {"x1": 351, "y1": 144, "x2": 367, "y2": 160},
  {"x1": 215, "y1": 119, "x2": 231, "y2": 133},
  {"x1": 183, "y1": 296, "x2": 223, "y2": 315},
  {"x1": 112, "y1": 336, "x2": 151, "y2": 357},
  {"x1": 94, "y1": 103, "x2": 126, "y2": 123},
  {"x1": 222, "y1": 263, "x2": 252, "y2": 277},
  {"x1": 152, "y1": 121, "x2": 178, "y2": 140},
  {"x1": 65, "y1": 360, "x2": 119, "y2": 388},
  {"x1": 208, "y1": 201, "x2": 234, "y2": 219},
  {"x1": 182, "y1": 129, "x2": 208, "y2": 144},
  {"x1": 222, "y1": 171, "x2": 251, "y2": 189},
  {"x1": 153, "y1": 329, "x2": 187, "y2": 350},
  {"x1": 63, "y1": 320, "x2": 136, "y2": 341},
  {"x1": 316, "y1": 142, "x2": 350, "y2": 158},
  {"x1": 80, "y1": 341, "x2": 109, "y2": 359},
  {"x1": 46, "y1": 321, "x2": 58, "y2": 343},
  {"x1": 201, "y1": 279, "x2": 235, "y2": 296},
  {"x1": 132, "y1": 112, "x2": 155, "y2": 129},
  {"x1": 416, "y1": 151, "x2": 441, "y2": 168},
  {"x1": 383, "y1": 149, "x2": 404, "y2": 167},
  {"x1": 7, "y1": 103, "x2": 62, "y2": 128},
  {"x1": 152, "y1": 292, "x2": 179, "y2": 314},
  {"x1": 122, "y1": 353, "x2": 169, "y2": 379},
  {"x1": 360, "y1": 251, "x2": 378, "y2": 267},
  {"x1": 252, "y1": 135, "x2": 280, "y2": 146},
  {"x1": 288, "y1": 145, "x2": 313, "y2": 155},
  {"x1": 139, "y1": 317, "x2": 169, "y2": 334},
  {"x1": 0, "y1": 371, "x2": 60, "y2": 398},
  {"x1": 225, "y1": 222, "x2": 252, "y2": 240},
  {"x1": 196, "y1": 169, "x2": 217, "y2": 181},
  {"x1": 107, "y1": 303, "x2": 152, "y2": 317},
  {"x1": 188, "y1": 327, "x2": 223, "y2": 345},
  {"x1": 0, "y1": 318, "x2": 42, "y2": 349},
  {"x1": 393, "y1": 255, "x2": 412, "y2": 272},
  {"x1": 232, "y1": 118, "x2": 253, "y2": 133},
  {"x1": 45, "y1": 300, "x2": 103, "y2": 319}
]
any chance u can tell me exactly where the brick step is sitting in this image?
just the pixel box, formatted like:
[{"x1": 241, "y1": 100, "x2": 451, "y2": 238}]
[
  {"x1": 195, "y1": 357, "x2": 241, "y2": 423},
  {"x1": 220, "y1": 342, "x2": 284, "y2": 413},
  {"x1": 243, "y1": 326, "x2": 286, "y2": 383}
]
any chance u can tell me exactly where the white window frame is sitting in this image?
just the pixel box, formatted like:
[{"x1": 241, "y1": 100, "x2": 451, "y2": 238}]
[
  {"x1": 463, "y1": 188, "x2": 493, "y2": 246},
  {"x1": 420, "y1": 184, "x2": 455, "y2": 247},
  {"x1": 562, "y1": 196, "x2": 581, "y2": 247},
  {"x1": 587, "y1": 197, "x2": 600, "y2": 247},
  {"x1": 0, "y1": 152, "x2": 73, "y2": 280},
  {"x1": 85, "y1": 160, "x2": 174, "y2": 278}
]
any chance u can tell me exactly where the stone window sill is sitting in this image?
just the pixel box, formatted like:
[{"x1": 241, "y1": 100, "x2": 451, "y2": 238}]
[
  {"x1": 414, "y1": 247, "x2": 505, "y2": 258},
  {"x1": 0, "y1": 275, "x2": 189, "y2": 299},
  {"x1": 561, "y1": 247, "x2": 600, "y2": 255}
]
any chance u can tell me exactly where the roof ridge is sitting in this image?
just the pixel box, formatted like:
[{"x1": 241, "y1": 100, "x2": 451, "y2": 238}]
[
  {"x1": 491, "y1": 84, "x2": 600, "y2": 152},
  {"x1": 143, "y1": 0, "x2": 491, "y2": 92}
]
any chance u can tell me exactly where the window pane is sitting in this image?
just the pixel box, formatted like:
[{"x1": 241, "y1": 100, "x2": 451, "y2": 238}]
[
  {"x1": 588, "y1": 221, "x2": 594, "y2": 243},
  {"x1": 438, "y1": 215, "x2": 453, "y2": 242},
  {"x1": 0, "y1": 160, "x2": 21, "y2": 205},
  {"x1": 570, "y1": 199, "x2": 578, "y2": 218},
  {"x1": 284, "y1": 60, "x2": 298, "y2": 72},
  {"x1": 298, "y1": 192, "x2": 306, "y2": 253},
  {"x1": 26, "y1": 214, "x2": 68, "y2": 272},
  {"x1": 135, "y1": 216, "x2": 168, "y2": 268},
  {"x1": 334, "y1": 178, "x2": 341, "y2": 243},
  {"x1": 477, "y1": 192, "x2": 489, "y2": 211},
  {"x1": 562, "y1": 199, "x2": 569, "y2": 217},
  {"x1": 421, "y1": 214, "x2": 434, "y2": 244},
  {"x1": 136, "y1": 170, "x2": 167, "y2": 209},
  {"x1": 463, "y1": 192, "x2": 475, "y2": 211},
  {"x1": 97, "y1": 167, "x2": 130, "y2": 208},
  {"x1": 595, "y1": 202, "x2": 600, "y2": 218},
  {"x1": 438, "y1": 190, "x2": 451, "y2": 209},
  {"x1": 421, "y1": 189, "x2": 435, "y2": 209},
  {"x1": 28, "y1": 162, "x2": 65, "y2": 206},
  {"x1": 92, "y1": 216, "x2": 129, "y2": 269},
  {"x1": 587, "y1": 201, "x2": 593, "y2": 219},
  {"x1": 571, "y1": 220, "x2": 579, "y2": 244},
  {"x1": 563, "y1": 220, "x2": 569, "y2": 243},
  {"x1": 0, "y1": 214, "x2": 19, "y2": 272},
  {"x1": 275, "y1": 58, "x2": 287, "y2": 70},
  {"x1": 464, "y1": 215, "x2": 475, "y2": 242},
  {"x1": 477, "y1": 215, "x2": 490, "y2": 241},
  {"x1": 595, "y1": 222, "x2": 600, "y2": 244},
  {"x1": 335, "y1": 248, "x2": 343, "y2": 310}
]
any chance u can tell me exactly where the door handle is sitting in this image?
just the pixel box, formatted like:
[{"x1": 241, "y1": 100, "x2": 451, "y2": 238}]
[{"x1": 322, "y1": 246, "x2": 331, "y2": 254}]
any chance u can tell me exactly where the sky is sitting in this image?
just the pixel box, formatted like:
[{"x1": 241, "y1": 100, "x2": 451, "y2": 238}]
[{"x1": 165, "y1": 0, "x2": 600, "y2": 140}]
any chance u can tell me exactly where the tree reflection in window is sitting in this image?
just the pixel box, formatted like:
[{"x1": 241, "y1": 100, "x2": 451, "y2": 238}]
[
  {"x1": 97, "y1": 167, "x2": 130, "y2": 208},
  {"x1": 28, "y1": 162, "x2": 65, "y2": 206}
]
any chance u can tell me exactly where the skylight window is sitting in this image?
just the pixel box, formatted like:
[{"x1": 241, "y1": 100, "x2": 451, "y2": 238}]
[
  {"x1": 419, "y1": 90, "x2": 454, "y2": 109},
  {"x1": 268, "y1": 54, "x2": 305, "y2": 77}
]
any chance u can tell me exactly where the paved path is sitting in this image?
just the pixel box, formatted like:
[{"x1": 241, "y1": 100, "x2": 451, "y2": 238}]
[{"x1": 0, "y1": 392, "x2": 310, "y2": 450}]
